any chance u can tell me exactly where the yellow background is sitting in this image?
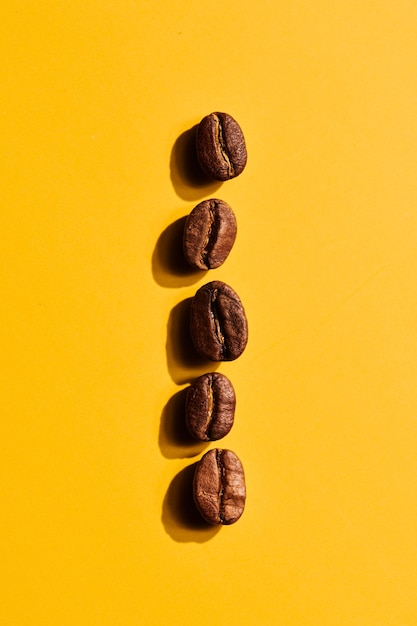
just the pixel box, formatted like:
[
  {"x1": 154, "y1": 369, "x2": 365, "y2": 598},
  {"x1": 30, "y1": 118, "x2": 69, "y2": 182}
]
[{"x1": 1, "y1": 1, "x2": 417, "y2": 624}]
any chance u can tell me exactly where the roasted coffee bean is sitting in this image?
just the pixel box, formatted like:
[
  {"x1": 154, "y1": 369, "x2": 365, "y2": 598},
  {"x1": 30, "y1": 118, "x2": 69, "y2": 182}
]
[
  {"x1": 183, "y1": 199, "x2": 237, "y2": 270},
  {"x1": 186, "y1": 372, "x2": 236, "y2": 441},
  {"x1": 193, "y1": 448, "x2": 246, "y2": 525},
  {"x1": 190, "y1": 280, "x2": 248, "y2": 361},
  {"x1": 196, "y1": 112, "x2": 247, "y2": 181}
]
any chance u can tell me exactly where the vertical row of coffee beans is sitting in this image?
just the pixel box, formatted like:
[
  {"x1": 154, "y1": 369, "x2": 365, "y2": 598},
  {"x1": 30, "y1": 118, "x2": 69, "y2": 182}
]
[{"x1": 181, "y1": 112, "x2": 249, "y2": 526}]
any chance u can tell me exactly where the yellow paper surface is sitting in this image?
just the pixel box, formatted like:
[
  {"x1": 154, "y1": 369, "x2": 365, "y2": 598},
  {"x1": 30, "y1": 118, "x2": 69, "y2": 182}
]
[{"x1": 1, "y1": 1, "x2": 417, "y2": 624}]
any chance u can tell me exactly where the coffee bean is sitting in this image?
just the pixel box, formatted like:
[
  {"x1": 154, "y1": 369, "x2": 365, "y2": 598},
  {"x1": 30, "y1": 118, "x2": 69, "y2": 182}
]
[
  {"x1": 193, "y1": 448, "x2": 246, "y2": 525},
  {"x1": 190, "y1": 280, "x2": 248, "y2": 361},
  {"x1": 186, "y1": 372, "x2": 236, "y2": 441},
  {"x1": 196, "y1": 112, "x2": 247, "y2": 181},
  {"x1": 183, "y1": 199, "x2": 237, "y2": 270}
]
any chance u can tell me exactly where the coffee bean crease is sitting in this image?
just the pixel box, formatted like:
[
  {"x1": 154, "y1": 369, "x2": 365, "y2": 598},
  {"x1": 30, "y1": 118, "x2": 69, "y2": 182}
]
[
  {"x1": 186, "y1": 373, "x2": 236, "y2": 441},
  {"x1": 196, "y1": 112, "x2": 247, "y2": 181},
  {"x1": 190, "y1": 281, "x2": 248, "y2": 361},
  {"x1": 193, "y1": 449, "x2": 246, "y2": 525},
  {"x1": 183, "y1": 199, "x2": 237, "y2": 270}
]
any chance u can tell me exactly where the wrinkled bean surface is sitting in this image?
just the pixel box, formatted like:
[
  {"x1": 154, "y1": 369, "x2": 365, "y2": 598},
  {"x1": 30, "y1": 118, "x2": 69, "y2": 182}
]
[
  {"x1": 186, "y1": 372, "x2": 236, "y2": 441},
  {"x1": 190, "y1": 280, "x2": 248, "y2": 361},
  {"x1": 196, "y1": 112, "x2": 247, "y2": 181},
  {"x1": 193, "y1": 449, "x2": 246, "y2": 525},
  {"x1": 183, "y1": 199, "x2": 237, "y2": 270}
]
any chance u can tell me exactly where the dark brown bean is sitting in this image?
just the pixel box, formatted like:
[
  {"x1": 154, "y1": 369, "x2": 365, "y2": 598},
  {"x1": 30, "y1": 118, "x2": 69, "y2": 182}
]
[
  {"x1": 196, "y1": 112, "x2": 247, "y2": 181},
  {"x1": 190, "y1": 280, "x2": 248, "y2": 361},
  {"x1": 186, "y1": 372, "x2": 236, "y2": 441},
  {"x1": 193, "y1": 448, "x2": 246, "y2": 525},
  {"x1": 183, "y1": 199, "x2": 237, "y2": 270}
]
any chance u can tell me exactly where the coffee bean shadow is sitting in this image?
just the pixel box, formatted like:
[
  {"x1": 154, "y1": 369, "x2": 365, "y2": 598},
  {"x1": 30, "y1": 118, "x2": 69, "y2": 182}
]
[
  {"x1": 159, "y1": 388, "x2": 209, "y2": 459},
  {"x1": 166, "y1": 298, "x2": 219, "y2": 385},
  {"x1": 170, "y1": 126, "x2": 222, "y2": 201},
  {"x1": 151, "y1": 216, "x2": 206, "y2": 288},
  {"x1": 162, "y1": 463, "x2": 221, "y2": 543}
]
